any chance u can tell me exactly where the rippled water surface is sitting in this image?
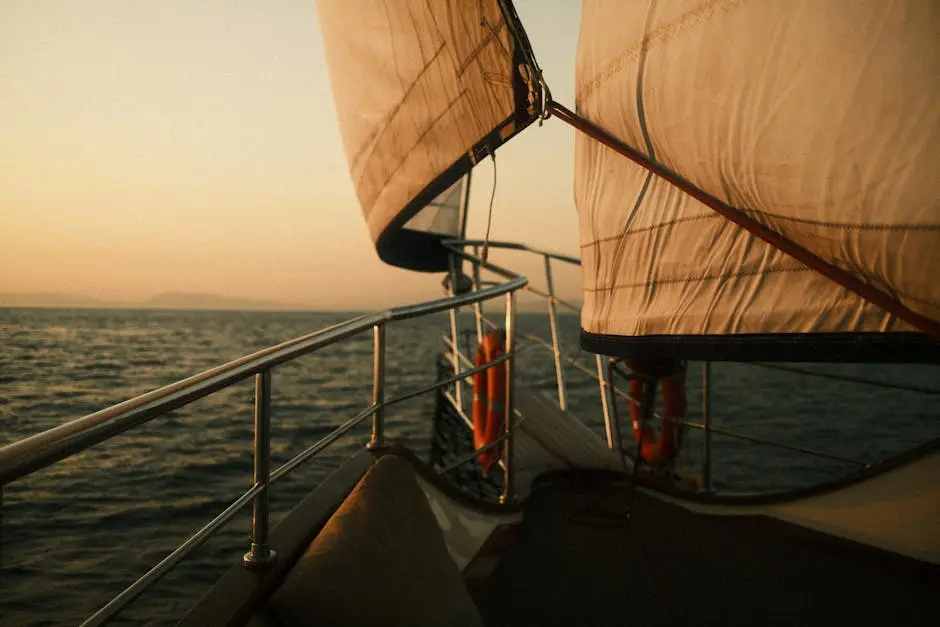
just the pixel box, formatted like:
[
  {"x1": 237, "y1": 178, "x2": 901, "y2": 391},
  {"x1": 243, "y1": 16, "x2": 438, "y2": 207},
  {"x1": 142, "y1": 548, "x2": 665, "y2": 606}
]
[{"x1": 1, "y1": 308, "x2": 937, "y2": 626}]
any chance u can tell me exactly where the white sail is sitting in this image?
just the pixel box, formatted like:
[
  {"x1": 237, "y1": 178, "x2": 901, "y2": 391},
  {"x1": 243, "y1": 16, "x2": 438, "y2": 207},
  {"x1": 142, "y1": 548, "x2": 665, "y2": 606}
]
[
  {"x1": 317, "y1": 0, "x2": 538, "y2": 271},
  {"x1": 404, "y1": 174, "x2": 469, "y2": 237},
  {"x1": 573, "y1": 0, "x2": 940, "y2": 359}
]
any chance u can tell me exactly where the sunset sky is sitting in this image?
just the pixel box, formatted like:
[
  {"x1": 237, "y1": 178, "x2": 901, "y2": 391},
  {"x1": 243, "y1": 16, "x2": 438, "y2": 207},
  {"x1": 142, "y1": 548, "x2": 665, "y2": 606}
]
[{"x1": 1, "y1": 1, "x2": 583, "y2": 310}]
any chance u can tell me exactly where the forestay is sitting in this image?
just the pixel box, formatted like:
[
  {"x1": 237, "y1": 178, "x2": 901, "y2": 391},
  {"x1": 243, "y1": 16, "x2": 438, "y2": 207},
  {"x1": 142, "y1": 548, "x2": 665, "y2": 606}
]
[
  {"x1": 574, "y1": 0, "x2": 940, "y2": 361},
  {"x1": 317, "y1": 0, "x2": 539, "y2": 272}
]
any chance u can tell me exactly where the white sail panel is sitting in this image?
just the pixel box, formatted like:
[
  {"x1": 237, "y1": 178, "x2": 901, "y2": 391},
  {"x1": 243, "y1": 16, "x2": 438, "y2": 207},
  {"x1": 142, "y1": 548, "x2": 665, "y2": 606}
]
[
  {"x1": 317, "y1": 0, "x2": 536, "y2": 271},
  {"x1": 575, "y1": 0, "x2": 940, "y2": 353},
  {"x1": 403, "y1": 175, "x2": 468, "y2": 237}
]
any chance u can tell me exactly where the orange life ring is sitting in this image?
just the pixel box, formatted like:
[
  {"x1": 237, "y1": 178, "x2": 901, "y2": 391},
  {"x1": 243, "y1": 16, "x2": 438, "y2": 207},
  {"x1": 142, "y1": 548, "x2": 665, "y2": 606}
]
[
  {"x1": 472, "y1": 331, "x2": 506, "y2": 472},
  {"x1": 629, "y1": 375, "x2": 686, "y2": 466}
]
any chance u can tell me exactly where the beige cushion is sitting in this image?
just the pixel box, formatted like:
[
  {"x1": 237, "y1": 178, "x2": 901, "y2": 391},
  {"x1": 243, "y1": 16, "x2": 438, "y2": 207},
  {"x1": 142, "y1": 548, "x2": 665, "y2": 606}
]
[{"x1": 269, "y1": 455, "x2": 483, "y2": 627}]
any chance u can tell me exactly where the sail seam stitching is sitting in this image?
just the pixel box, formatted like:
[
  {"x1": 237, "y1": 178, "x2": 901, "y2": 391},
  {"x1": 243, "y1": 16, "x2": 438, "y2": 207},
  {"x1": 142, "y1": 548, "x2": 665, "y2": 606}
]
[
  {"x1": 583, "y1": 265, "x2": 810, "y2": 292},
  {"x1": 740, "y1": 210, "x2": 940, "y2": 232},
  {"x1": 468, "y1": 16, "x2": 510, "y2": 75},
  {"x1": 580, "y1": 213, "x2": 716, "y2": 247},
  {"x1": 550, "y1": 101, "x2": 940, "y2": 338},
  {"x1": 373, "y1": 88, "x2": 470, "y2": 205},
  {"x1": 350, "y1": 43, "x2": 447, "y2": 170},
  {"x1": 579, "y1": 0, "x2": 747, "y2": 106},
  {"x1": 635, "y1": 0, "x2": 658, "y2": 159},
  {"x1": 579, "y1": 212, "x2": 938, "y2": 253}
]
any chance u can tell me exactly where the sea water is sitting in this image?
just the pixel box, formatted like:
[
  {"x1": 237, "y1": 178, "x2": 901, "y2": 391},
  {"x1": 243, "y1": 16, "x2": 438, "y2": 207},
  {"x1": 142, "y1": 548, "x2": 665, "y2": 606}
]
[{"x1": 1, "y1": 308, "x2": 937, "y2": 625}]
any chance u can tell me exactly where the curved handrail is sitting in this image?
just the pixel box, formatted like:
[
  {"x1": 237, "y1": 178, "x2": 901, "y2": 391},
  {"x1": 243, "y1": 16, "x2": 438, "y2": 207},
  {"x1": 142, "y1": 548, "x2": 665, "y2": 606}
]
[
  {"x1": 442, "y1": 239, "x2": 582, "y2": 314},
  {"x1": 437, "y1": 239, "x2": 936, "y2": 490},
  {"x1": 445, "y1": 239, "x2": 581, "y2": 266},
  {"x1": 633, "y1": 436, "x2": 940, "y2": 507},
  {"x1": 0, "y1": 276, "x2": 527, "y2": 486}
]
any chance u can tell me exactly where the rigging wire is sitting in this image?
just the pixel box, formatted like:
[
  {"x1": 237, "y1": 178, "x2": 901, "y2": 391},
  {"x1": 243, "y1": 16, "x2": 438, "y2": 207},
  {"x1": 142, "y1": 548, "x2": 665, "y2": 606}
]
[
  {"x1": 750, "y1": 362, "x2": 940, "y2": 395},
  {"x1": 481, "y1": 153, "x2": 497, "y2": 265}
]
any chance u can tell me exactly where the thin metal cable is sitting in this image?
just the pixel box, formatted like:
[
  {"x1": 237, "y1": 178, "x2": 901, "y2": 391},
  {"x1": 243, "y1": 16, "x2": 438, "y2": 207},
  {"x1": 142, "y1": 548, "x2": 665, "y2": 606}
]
[
  {"x1": 481, "y1": 153, "x2": 497, "y2": 264},
  {"x1": 750, "y1": 362, "x2": 940, "y2": 395}
]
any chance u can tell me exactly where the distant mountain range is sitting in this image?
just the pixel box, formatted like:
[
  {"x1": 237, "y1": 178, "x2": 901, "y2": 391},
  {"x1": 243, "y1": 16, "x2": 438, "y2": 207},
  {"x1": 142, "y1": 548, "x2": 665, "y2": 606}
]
[
  {"x1": 0, "y1": 291, "x2": 580, "y2": 314},
  {"x1": 0, "y1": 291, "x2": 313, "y2": 312},
  {"x1": 141, "y1": 292, "x2": 309, "y2": 311}
]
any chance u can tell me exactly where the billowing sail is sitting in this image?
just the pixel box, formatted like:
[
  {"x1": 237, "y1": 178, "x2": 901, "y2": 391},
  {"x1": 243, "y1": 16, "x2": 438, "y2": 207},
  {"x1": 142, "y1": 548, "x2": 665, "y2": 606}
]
[
  {"x1": 574, "y1": 0, "x2": 940, "y2": 361},
  {"x1": 317, "y1": 0, "x2": 539, "y2": 272}
]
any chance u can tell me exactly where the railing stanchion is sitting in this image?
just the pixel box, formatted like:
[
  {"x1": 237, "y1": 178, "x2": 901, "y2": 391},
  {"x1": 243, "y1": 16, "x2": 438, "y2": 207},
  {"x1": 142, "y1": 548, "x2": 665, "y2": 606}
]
[
  {"x1": 0, "y1": 272, "x2": 528, "y2": 624},
  {"x1": 243, "y1": 370, "x2": 276, "y2": 570},
  {"x1": 544, "y1": 254, "x2": 567, "y2": 411},
  {"x1": 597, "y1": 355, "x2": 618, "y2": 450},
  {"x1": 448, "y1": 254, "x2": 464, "y2": 410},
  {"x1": 368, "y1": 323, "x2": 386, "y2": 449},
  {"x1": 472, "y1": 245, "x2": 484, "y2": 345},
  {"x1": 500, "y1": 290, "x2": 516, "y2": 504},
  {"x1": 702, "y1": 361, "x2": 712, "y2": 492}
]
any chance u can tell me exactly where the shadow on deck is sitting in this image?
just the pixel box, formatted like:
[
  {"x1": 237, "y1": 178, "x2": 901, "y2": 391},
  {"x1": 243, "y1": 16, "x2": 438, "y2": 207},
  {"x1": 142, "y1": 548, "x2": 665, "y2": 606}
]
[{"x1": 472, "y1": 474, "x2": 939, "y2": 627}]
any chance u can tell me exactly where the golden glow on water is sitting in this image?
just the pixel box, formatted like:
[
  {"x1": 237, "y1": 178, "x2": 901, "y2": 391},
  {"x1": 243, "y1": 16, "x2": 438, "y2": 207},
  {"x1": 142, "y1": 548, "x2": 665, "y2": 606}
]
[{"x1": 0, "y1": 1, "x2": 584, "y2": 309}]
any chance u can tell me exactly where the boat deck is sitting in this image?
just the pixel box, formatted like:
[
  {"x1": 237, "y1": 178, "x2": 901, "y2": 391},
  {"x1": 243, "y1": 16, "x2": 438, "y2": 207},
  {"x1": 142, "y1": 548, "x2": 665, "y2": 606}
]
[{"x1": 472, "y1": 474, "x2": 939, "y2": 627}]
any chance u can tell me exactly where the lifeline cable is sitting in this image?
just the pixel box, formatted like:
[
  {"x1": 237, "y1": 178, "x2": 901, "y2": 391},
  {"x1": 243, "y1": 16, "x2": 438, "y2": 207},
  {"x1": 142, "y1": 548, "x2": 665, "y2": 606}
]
[{"x1": 750, "y1": 362, "x2": 940, "y2": 395}]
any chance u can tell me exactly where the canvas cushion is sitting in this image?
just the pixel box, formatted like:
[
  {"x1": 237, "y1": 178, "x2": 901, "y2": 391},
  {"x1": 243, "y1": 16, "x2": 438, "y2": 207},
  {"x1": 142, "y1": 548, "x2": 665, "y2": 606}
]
[{"x1": 269, "y1": 455, "x2": 483, "y2": 627}]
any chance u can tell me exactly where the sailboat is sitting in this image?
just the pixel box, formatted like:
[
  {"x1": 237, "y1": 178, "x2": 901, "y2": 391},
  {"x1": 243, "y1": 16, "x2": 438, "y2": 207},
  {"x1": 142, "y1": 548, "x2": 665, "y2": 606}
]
[{"x1": 1, "y1": 0, "x2": 937, "y2": 625}]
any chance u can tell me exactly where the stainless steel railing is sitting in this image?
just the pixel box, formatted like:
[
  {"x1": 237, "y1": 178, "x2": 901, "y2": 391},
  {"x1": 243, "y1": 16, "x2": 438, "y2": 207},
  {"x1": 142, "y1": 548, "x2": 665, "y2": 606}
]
[
  {"x1": 0, "y1": 274, "x2": 527, "y2": 626},
  {"x1": 5, "y1": 236, "x2": 931, "y2": 624},
  {"x1": 441, "y1": 239, "x2": 617, "y2": 455},
  {"x1": 439, "y1": 239, "x2": 888, "y2": 490}
]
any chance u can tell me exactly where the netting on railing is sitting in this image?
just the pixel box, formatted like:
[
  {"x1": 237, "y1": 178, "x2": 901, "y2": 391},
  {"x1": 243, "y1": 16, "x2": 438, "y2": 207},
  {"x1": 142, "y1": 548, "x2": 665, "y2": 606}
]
[{"x1": 428, "y1": 359, "x2": 504, "y2": 503}]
